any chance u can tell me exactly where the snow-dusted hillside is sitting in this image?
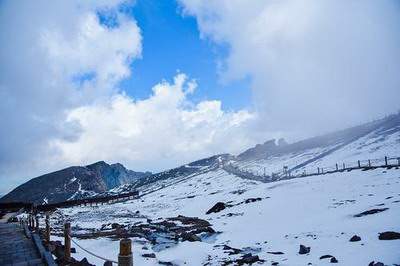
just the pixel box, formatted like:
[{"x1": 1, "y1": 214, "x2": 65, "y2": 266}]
[{"x1": 52, "y1": 164, "x2": 400, "y2": 265}]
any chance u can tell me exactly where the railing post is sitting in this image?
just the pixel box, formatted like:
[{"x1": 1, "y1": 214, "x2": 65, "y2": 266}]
[
  {"x1": 118, "y1": 238, "x2": 133, "y2": 266},
  {"x1": 385, "y1": 156, "x2": 388, "y2": 166},
  {"x1": 64, "y1": 222, "x2": 71, "y2": 261},
  {"x1": 35, "y1": 215, "x2": 39, "y2": 232},
  {"x1": 45, "y1": 213, "x2": 50, "y2": 243},
  {"x1": 30, "y1": 215, "x2": 34, "y2": 229}
]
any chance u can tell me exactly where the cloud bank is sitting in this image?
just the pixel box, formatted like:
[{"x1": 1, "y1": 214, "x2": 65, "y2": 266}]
[
  {"x1": 0, "y1": 0, "x2": 256, "y2": 193},
  {"x1": 51, "y1": 74, "x2": 255, "y2": 171},
  {"x1": 179, "y1": 0, "x2": 400, "y2": 137},
  {"x1": 0, "y1": 0, "x2": 142, "y2": 191}
]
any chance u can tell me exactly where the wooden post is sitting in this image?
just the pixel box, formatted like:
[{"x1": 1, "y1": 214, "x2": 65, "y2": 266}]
[
  {"x1": 64, "y1": 222, "x2": 71, "y2": 261},
  {"x1": 343, "y1": 163, "x2": 345, "y2": 170},
  {"x1": 357, "y1": 160, "x2": 361, "y2": 168},
  {"x1": 317, "y1": 167, "x2": 320, "y2": 174},
  {"x1": 118, "y1": 238, "x2": 133, "y2": 266},
  {"x1": 368, "y1": 160, "x2": 371, "y2": 167},
  {"x1": 30, "y1": 215, "x2": 34, "y2": 229},
  {"x1": 45, "y1": 214, "x2": 50, "y2": 243},
  {"x1": 35, "y1": 215, "x2": 39, "y2": 232},
  {"x1": 336, "y1": 163, "x2": 338, "y2": 171},
  {"x1": 385, "y1": 156, "x2": 388, "y2": 166},
  {"x1": 321, "y1": 168, "x2": 324, "y2": 174}
]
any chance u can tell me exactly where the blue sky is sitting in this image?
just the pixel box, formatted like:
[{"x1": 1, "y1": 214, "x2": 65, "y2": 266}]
[{"x1": 117, "y1": 0, "x2": 252, "y2": 111}]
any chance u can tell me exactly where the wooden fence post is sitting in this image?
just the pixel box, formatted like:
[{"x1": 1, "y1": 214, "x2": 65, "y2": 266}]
[
  {"x1": 343, "y1": 163, "x2": 345, "y2": 170},
  {"x1": 357, "y1": 160, "x2": 361, "y2": 168},
  {"x1": 64, "y1": 222, "x2": 71, "y2": 261},
  {"x1": 321, "y1": 168, "x2": 324, "y2": 174},
  {"x1": 35, "y1": 215, "x2": 39, "y2": 232},
  {"x1": 385, "y1": 156, "x2": 388, "y2": 166},
  {"x1": 118, "y1": 238, "x2": 133, "y2": 266},
  {"x1": 317, "y1": 167, "x2": 320, "y2": 174},
  {"x1": 368, "y1": 160, "x2": 371, "y2": 167},
  {"x1": 30, "y1": 215, "x2": 34, "y2": 229},
  {"x1": 45, "y1": 214, "x2": 50, "y2": 243},
  {"x1": 336, "y1": 163, "x2": 338, "y2": 171}
]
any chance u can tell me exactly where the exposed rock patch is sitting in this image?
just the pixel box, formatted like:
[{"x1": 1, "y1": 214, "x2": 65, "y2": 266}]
[
  {"x1": 349, "y1": 235, "x2": 361, "y2": 242},
  {"x1": 206, "y1": 202, "x2": 227, "y2": 214},
  {"x1": 354, "y1": 208, "x2": 389, "y2": 217},
  {"x1": 378, "y1": 231, "x2": 400, "y2": 240},
  {"x1": 299, "y1": 244, "x2": 311, "y2": 255}
]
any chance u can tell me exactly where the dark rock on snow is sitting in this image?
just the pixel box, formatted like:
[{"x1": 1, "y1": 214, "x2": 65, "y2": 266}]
[
  {"x1": 299, "y1": 244, "x2": 311, "y2": 254},
  {"x1": 369, "y1": 262, "x2": 385, "y2": 266},
  {"x1": 320, "y1": 255, "x2": 333, "y2": 260},
  {"x1": 206, "y1": 202, "x2": 226, "y2": 214},
  {"x1": 267, "y1": 251, "x2": 284, "y2": 255},
  {"x1": 353, "y1": 208, "x2": 389, "y2": 217},
  {"x1": 236, "y1": 253, "x2": 264, "y2": 264},
  {"x1": 330, "y1": 257, "x2": 338, "y2": 263},
  {"x1": 349, "y1": 235, "x2": 361, "y2": 242},
  {"x1": 244, "y1": 197, "x2": 262, "y2": 204},
  {"x1": 180, "y1": 232, "x2": 201, "y2": 242},
  {"x1": 142, "y1": 253, "x2": 156, "y2": 258},
  {"x1": 378, "y1": 231, "x2": 400, "y2": 240}
]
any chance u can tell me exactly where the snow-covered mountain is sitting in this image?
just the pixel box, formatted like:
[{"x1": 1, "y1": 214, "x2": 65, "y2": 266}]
[
  {"x1": 37, "y1": 113, "x2": 400, "y2": 265},
  {"x1": 3, "y1": 113, "x2": 400, "y2": 206},
  {"x1": 0, "y1": 161, "x2": 151, "y2": 204}
]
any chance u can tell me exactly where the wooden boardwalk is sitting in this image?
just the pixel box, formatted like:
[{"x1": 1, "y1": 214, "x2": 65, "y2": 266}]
[{"x1": 0, "y1": 222, "x2": 45, "y2": 266}]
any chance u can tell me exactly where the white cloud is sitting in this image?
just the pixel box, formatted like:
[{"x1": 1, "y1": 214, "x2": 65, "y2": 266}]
[
  {"x1": 0, "y1": 0, "x2": 142, "y2": 191},
  {"x1": 51, "y1": 73, "x2": 255, "y2": 172},
  {"x1": 179, "y1": 0, "x2": 400, "y2": 137}
]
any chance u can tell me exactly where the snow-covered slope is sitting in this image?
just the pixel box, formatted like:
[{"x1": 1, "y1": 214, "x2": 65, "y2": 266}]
[
  {"x1": 53, "y1": 166, "x2": 400, "y2": 265},
  {"x1": 233, "y1": 113, "x2": 400, "y2": 178}
]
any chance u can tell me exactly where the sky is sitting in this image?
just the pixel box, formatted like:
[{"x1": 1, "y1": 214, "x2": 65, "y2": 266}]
[{"x1": 0, "y1": 0, "x2": 399, "y2": 194}]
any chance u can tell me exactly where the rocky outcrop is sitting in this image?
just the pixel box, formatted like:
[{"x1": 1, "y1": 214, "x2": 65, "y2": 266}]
[
  {"x1": 349, "y1": 235, "x2": 361, "y2": 242},
  {"x1": 299, "y1": 244, "x2": 311, "y2": 254},
  {"x1": 0, "y1": 161, "x2": 151, "y2": 204},
  {"x1": 378, "y1": 231, "x2": 400, "y2": 240},
  {"x1": 206, "y1": 202, "x2": 227, "y2": 214}
]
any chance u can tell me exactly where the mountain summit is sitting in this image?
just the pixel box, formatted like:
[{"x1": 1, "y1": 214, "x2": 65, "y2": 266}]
[{"x1": 0, "y1": 161, "x2": 151, "y2": 204}]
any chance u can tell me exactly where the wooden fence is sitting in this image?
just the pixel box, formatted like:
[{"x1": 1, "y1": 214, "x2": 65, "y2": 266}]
[
  {"x1": 0, "y1": 191, "x2": 139, "y2": 212},
  {"x1": 224, "y1": 155, "x2": 400, "y2": 183},
  {"x1": 21, "y1": 213, "x2": 132, "y2": 265}
]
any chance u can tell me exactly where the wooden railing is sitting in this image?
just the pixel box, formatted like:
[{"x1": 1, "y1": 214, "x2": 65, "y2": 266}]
[
  {"x1": 0, "y1": 191, "x2": 139, "y2": 212},
  {"x1": 224, "y1": 155, "x2": 400, "y2": 182}
]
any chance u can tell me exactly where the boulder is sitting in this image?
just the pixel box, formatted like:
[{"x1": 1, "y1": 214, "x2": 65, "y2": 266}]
[
  {"x1": 206, "y1": 202, "x2": 226, "y2": 214},
  {"x1": 378, "y1": 231, "x2": 400, "y2": 240},
  {"x1": 142, "y1": 253, "x2": 156, "y2": 258},
  {"x1": 180, "y1": 232, "x2": 201, "y2": 242},
  {"x1": 299, "y1": 244, "x2": 311, "y2": 255},
  {"x1": 349, "y1": 235, "x2": 361, "y2": 242},
  {"x1": 111, "y1": 223, "x2": 121, "y2": 229},
  {"x1": 368, "y1": 262, "x2": 384, "y2": 266},
  {"x1": 237, "y1": 253, "x2": 262, "y2": 264},
  {"x1": 330, "y1": 257, "x2": 338, "y2": 263},
  {"x1": 354, "y1": 208, "x2": 388, "y2": 217}
]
